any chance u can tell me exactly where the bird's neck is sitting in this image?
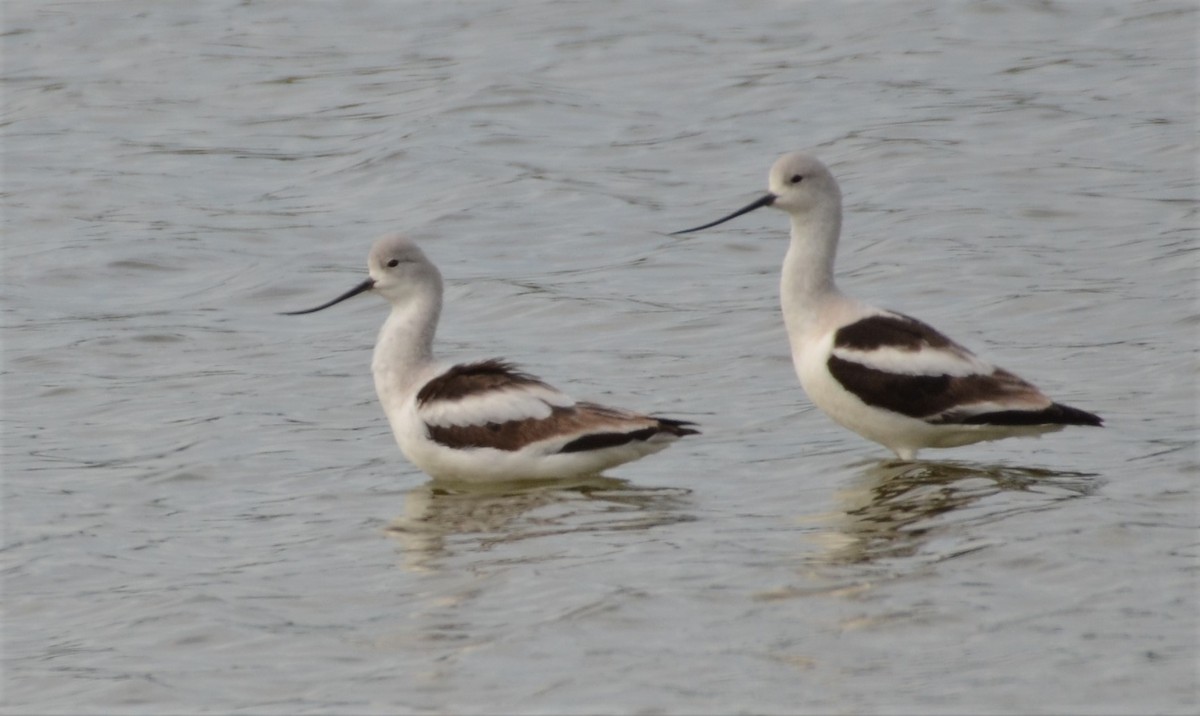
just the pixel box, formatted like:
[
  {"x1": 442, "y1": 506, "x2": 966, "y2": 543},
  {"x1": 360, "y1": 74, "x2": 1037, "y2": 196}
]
[
  {"x1": 780, "y1": 204, "x2": 842, "y2": 334},
  {"x1": 372, "y1": 291, "x2": 441, "y2": 402}
]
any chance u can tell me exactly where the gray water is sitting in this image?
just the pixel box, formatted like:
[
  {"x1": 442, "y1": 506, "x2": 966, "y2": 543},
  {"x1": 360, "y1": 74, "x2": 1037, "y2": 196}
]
[{"x1": 3, "y1": 1, "x2": 1196, "y2": 713}]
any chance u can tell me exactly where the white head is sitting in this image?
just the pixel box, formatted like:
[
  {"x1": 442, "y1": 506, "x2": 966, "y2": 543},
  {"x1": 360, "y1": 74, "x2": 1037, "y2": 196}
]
[
  {"x1": 283, "y1": 233, "x2": 443, "y2": 315},
  {"x1": 765, "y1": 152, "x2": 841, "y2": 215},
  {"x1": 671, "y1": 151, "x2": 841, "y2": 234},
  {"x1": 366, "y1": 234, "x2": 443, "y2": 305}
]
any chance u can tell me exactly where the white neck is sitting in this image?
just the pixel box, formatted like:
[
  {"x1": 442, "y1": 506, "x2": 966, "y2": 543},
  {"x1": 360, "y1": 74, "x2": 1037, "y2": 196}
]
[
  {"x1": 371, "y1": 289, "x2": 441, "y2": 405},
  {"x1": 780, "y1": 202, "x2": 842, "y2": 336}
]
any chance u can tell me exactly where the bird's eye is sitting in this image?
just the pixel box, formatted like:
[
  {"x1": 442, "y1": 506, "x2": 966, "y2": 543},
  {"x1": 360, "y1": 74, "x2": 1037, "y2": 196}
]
[
  {"x1": 790, "y1": 174, "x2": 804, "y2": 184},
  {"x1": 386, "y1": 259, "x2": 400, "y2": 268}
]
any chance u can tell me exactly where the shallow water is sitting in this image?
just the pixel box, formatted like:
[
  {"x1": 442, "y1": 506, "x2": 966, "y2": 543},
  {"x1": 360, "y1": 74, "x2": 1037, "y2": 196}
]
[{"x1": 4, "y1": 1, "x2": 1197, "y2": 713}]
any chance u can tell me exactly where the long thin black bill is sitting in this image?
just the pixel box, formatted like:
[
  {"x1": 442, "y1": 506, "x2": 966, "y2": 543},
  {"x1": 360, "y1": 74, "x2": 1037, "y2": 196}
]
[
  {"x1": 281, "y1": 277, "x2": 375, "y2": 315},
  {"x1": 669, "y1": 193, "x2": 776, "y2": 235}
]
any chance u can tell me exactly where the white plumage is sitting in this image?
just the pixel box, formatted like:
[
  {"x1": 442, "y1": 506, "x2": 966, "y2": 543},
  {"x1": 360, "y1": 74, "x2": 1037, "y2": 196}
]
[
  {"x1": 831, "y1": 328, "x2": 991, "y2": 378},
  {"x1": 286, "y1": 234, "x2": 698, "y2": 482},
  {"x1": 673, "y1": 151, "x2": 1101, "y2": 460},
  {"x1": 417, "y1": 383, "x2": 573, "y2": 428}
]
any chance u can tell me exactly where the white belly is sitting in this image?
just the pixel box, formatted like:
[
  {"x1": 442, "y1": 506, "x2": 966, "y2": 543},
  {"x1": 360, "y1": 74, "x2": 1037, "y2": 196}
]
[
  {"x1": 386, "y1": 390, "x2": 674, "y2": 483},
  {"x1": 790, "y1": 324, "x2": 1055, "y2": 459}
]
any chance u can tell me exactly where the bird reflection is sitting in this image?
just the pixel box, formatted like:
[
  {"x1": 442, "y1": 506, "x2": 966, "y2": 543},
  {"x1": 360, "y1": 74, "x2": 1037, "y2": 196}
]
[
  {"x1": 386, "y1": 476, "x2": 693, "y2": 571},
  {"x1": 811, "y1": 459, "x2": 1100, "y2": 566}
]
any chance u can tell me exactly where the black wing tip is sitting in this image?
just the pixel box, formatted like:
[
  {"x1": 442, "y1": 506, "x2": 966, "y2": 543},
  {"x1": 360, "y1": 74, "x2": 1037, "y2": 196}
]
[
  {"x1": 557, "y1": 419, "x2": 699, "y2": 455},
  {"x1": 558, "y1": 428, "x2": 654, "y2": 454},
  {"x1": 655, "y1": 417, "x2": 701, "y2": 437},
  {"x1": 1051, "y1": 403, "x2": 1104, "y2": 427},
  {"x1": 953, "y1": 403, "x2": 1103, "y2": 427}
]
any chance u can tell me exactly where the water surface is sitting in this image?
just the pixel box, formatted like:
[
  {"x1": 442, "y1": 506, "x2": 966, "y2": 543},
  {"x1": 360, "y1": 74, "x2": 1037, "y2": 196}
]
[{"x1": 4, "y1": 1, "x2": 1196, "y2": 713}]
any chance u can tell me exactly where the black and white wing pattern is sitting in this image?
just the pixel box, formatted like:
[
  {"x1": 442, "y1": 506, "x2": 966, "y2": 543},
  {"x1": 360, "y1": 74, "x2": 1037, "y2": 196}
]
[
  {"x1": 826, "y1": 313, "x2": 1102, "y2": 427},
  {"x1": 415, "y1": 359, "x2": 699, "y2": 453}
]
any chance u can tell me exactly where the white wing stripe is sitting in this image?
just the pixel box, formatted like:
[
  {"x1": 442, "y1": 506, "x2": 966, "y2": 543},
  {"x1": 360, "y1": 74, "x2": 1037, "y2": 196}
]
[
  {"x1": 937, "y1": 397, "x2": 1051, "y2": 417},
  {"x1": 420, "y1": 385, "x2": 575, "y2": 428},
  {"x1": 833, "y1": 345, "x2": 992, "y2": 377}
]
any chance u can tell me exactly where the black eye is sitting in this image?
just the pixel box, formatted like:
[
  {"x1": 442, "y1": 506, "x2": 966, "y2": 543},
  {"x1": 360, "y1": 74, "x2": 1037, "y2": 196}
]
[
  {"x1": 790, "y1": 174, "x2": 804, "y2": 184},
  {"x1": 386, "y1": 259, "x2": 399, "y2": 268}
]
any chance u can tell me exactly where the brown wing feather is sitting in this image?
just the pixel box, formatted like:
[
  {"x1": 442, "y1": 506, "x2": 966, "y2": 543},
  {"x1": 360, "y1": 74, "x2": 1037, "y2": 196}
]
[
  {"x1": 830, "y1": 314, "x2": 1102, "y2": 427},
  {"x1": 834, "y1": 313, "x2": 968, "y2": 356},
  {"x1": 426, "y1": 401, "x2": 697, "y2": 452},
  {"x1": 416, "y1": 359, "x2": 549, "y2": 406},
  {"x1": 828, "y1": 357, "x2": 1045, "y2": 419}
]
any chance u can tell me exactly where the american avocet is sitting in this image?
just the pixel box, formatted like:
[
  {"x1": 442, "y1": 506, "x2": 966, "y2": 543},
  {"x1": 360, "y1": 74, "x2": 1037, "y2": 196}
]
[
  {"x1": 285, "y1": 234, "x2": 698, "y2": 482},
  {"x1": 672, "y1": 151, "x2": 1101, "y2": 460}
]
